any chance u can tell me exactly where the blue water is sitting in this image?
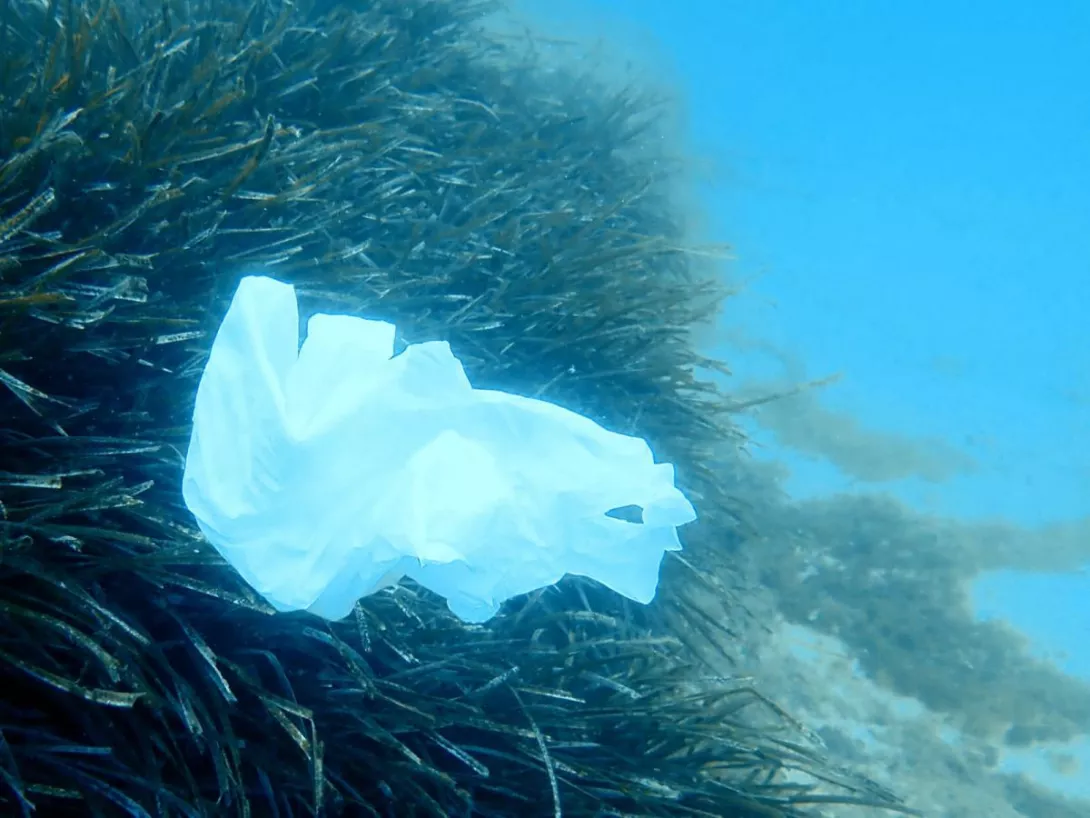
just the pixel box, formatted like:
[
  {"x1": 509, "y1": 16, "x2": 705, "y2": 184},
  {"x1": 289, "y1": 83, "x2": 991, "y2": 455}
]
[
  {"x1": 974, "y1": 569, "x2": 1090, "y2": 679},
  {"x1": 517, "y1": 0, "x2": 1090, "y2": 801}
]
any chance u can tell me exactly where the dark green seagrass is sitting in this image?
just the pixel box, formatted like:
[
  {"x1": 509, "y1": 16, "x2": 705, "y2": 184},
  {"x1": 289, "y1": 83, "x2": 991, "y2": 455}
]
[{"x1": 0, "y1": 0, "x2": 910, "y2": 815}]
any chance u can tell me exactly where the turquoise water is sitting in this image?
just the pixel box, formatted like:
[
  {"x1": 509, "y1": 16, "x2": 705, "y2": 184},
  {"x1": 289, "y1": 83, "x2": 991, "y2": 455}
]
[{"x1": 516, "y1": 0, "x2": 1089, "y2": 806}]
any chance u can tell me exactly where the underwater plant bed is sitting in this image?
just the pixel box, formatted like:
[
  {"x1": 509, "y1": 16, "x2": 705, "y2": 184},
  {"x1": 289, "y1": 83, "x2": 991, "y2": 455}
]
[{"x1": 0, "y1": 0, "x2": 913, "y2": 815}]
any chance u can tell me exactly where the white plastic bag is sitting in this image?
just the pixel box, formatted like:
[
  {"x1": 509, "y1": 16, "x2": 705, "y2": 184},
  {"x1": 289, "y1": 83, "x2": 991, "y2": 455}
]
[{"x1": 181, "y1": 275, "x2": 697, "y2": 623}]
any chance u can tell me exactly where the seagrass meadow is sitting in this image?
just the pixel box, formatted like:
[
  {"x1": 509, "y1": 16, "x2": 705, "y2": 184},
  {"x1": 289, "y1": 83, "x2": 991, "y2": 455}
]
[{"x1": 0, "y1": 0, "x2": 914, "y2": 815}]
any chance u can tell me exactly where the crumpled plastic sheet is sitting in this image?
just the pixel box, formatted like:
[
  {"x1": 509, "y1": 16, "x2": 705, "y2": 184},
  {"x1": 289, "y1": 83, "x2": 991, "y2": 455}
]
[{"x1": 181, "y1": 275, "x2": 697, "y2": 623}]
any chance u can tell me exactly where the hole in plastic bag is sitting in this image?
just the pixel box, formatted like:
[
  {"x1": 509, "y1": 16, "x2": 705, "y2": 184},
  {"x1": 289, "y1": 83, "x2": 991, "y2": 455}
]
[{"x1": 606, "y1": 505, "x2": 644, "y2": 524}]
